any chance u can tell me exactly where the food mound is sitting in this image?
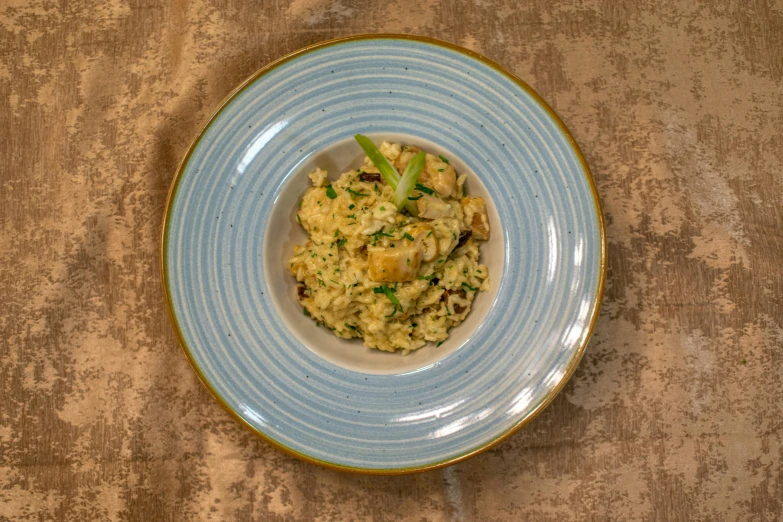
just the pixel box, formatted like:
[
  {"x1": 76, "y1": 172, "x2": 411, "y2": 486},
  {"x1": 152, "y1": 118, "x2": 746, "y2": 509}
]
[{"x1": 288, "y1": 136, "x2": 490, "y2": 353}]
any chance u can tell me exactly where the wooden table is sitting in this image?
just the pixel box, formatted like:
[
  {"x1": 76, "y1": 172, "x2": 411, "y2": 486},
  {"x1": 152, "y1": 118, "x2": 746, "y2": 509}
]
[{"x1": 2, "y1": 1, "x2": 782, "y2": 520}]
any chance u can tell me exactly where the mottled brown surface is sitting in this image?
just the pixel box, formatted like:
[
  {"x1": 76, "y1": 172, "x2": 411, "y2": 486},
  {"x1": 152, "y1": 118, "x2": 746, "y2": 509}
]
[{"x1": 2, "y1": 0, "x2": 782, "y2": 520}]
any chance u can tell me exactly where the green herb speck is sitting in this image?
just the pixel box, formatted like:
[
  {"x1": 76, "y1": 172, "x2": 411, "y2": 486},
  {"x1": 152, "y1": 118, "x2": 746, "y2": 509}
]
[
  {"x1": 325, "y1": 185, "x2": 337, "y2": 199},
  {"x1": 415, "y1": 183, "x2": 434, "y2": 195},
  {"x1": 346, "y1": 188, "x2": 368, "y2": 198}
]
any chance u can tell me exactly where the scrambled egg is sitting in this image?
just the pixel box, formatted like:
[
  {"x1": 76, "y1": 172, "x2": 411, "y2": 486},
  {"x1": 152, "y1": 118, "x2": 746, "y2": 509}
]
[{"x1": 288, "y1": 141, "x2": 490, "y2": 353}]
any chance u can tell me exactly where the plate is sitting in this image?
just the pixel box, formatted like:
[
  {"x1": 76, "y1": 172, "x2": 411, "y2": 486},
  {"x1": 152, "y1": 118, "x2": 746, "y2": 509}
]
[{"x1": 161, "y1": 34, "x2": 606, "y2": 474}]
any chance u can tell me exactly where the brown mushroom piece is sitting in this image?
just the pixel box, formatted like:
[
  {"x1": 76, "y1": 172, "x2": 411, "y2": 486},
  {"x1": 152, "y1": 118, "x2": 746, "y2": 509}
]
[
  {"x1": 368, "y1": 246, "x2": 422, "y2": 282},
  {"x1": 402, "y1": 223, "x2": 439, "y2": 262},
  {"x1": 416, "y1": 194, "x2": 452, "y2": 220},
  {"x1": 461, "y1": 196, "x2": 490, "y2": 240},
  {"x1": 418, "y1": 155, "x2": 457, "y2": 198},
  {"x1": 442, "y1": 288, "x2": 468, "y2": 314},
  {"x1": 359, "y1": 172, "x2": 381, "y2": 183}
]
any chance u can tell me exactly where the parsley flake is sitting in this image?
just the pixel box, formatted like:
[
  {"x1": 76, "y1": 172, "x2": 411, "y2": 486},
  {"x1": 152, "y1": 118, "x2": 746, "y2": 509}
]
[
  {"x1": 345, "y1": 188, "x2": 368, "y2": 198},
  {"x1": 414, "y1": 183, "x2": 434, "y2": 195}
]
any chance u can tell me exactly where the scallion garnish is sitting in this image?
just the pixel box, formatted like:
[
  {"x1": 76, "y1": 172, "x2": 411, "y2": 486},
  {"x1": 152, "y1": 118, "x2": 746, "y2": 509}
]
[
  {"x1": 438, "y1": 155, "x2": 449, "y2": 164},
  {"x1": 354, "y1": 134, "x2": 400, "y2": 189},
  {"x1": 461, "y1": 282, "x2": 479, "y2": 292},
  {"x1": 394, "y1": 151, "x2": 426, "y2": 210},
  {"x1": 325, "y1": 185, "x2": 337, "y2": 199}
]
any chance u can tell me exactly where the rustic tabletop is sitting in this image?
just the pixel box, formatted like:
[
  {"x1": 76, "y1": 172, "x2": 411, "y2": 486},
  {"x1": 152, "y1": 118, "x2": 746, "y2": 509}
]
[{"x1": 2, "y1": 0, "x2": 782, "y2": 520}]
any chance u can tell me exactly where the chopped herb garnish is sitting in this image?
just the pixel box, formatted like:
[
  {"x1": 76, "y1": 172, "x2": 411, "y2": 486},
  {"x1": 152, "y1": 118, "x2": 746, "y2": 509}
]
[
  {"x1": 438, "y1": 155, "x2": 449, "y2": 164},
  {"x1": 330, "y1": 279, "x2": 340, "y2": 285},
  {"x1": 325, "y1": 185, "x2": 337, "y2": 199},
  {"x1": 345, "y1": 188, "x2": 368, "y2": 198},
  {"x1": 334, "y1": 229, "x2": 339, "y2": 237},
  {"x1": 303, "y1": 308, "x2": 310, "y2": 317},
  {"x1": 380, "y1": 206, "x2": 385, "y2": 211},
  {"x1": 371, "y1": 229, "x2": 395, "y2": 243},
  {"x1": 336, "y1": 238, "x2": 348, "y2": 248},
  {"x1": 418, "y1": 274, "x2": 435, "y2": 280},
  {"x1": 408, "y1": 194, "x2": 423, "y2": 201},
  {"x1": 348, "y1": 204, "x2": 355, "y2": 210},
  {"x1": 461, "y1": 282, "x2": 479, "y2": 292},
  {"x1": 403, "y1": 232, "x2": 415, "y2": 242},
  {"x1": 452, "y1": 231, "x2": 457, "y2": 240},
  {"x1": 438, "y1": 168, "x2": 444, "y2": 172},
  {"x1": 373, "y1": 284, "x2": 401, "y2": 317},
  {"x1": 415, "y1": 183, "x2": 434, "y2": 195},
  {"x1": 318, "y1": 279, "x2": 325, "y2": 286},
  {"x1": 347, "y1": 214, "x2": 356, "y2": 220},
  {"x1": 437, "y1": 341, "x2": 444, "y2": 347},
  {"x1": 296, "y1": 214, "x2": 302, "y2": 224},
  {"x1": 345, "y1": 323, "x2": 359, "y2": 332}
]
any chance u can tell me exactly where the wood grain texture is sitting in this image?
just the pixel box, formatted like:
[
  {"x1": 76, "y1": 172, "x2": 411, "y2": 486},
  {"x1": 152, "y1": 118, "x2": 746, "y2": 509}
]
[{"x1": 1, "y1": 0, "x2": 782, "y2": 520}]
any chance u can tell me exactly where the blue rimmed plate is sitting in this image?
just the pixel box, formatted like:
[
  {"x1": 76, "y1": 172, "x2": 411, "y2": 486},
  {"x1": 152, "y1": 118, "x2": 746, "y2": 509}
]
[{"x1": 161, "y1": 34, "x2": 605, "y2": 473}]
